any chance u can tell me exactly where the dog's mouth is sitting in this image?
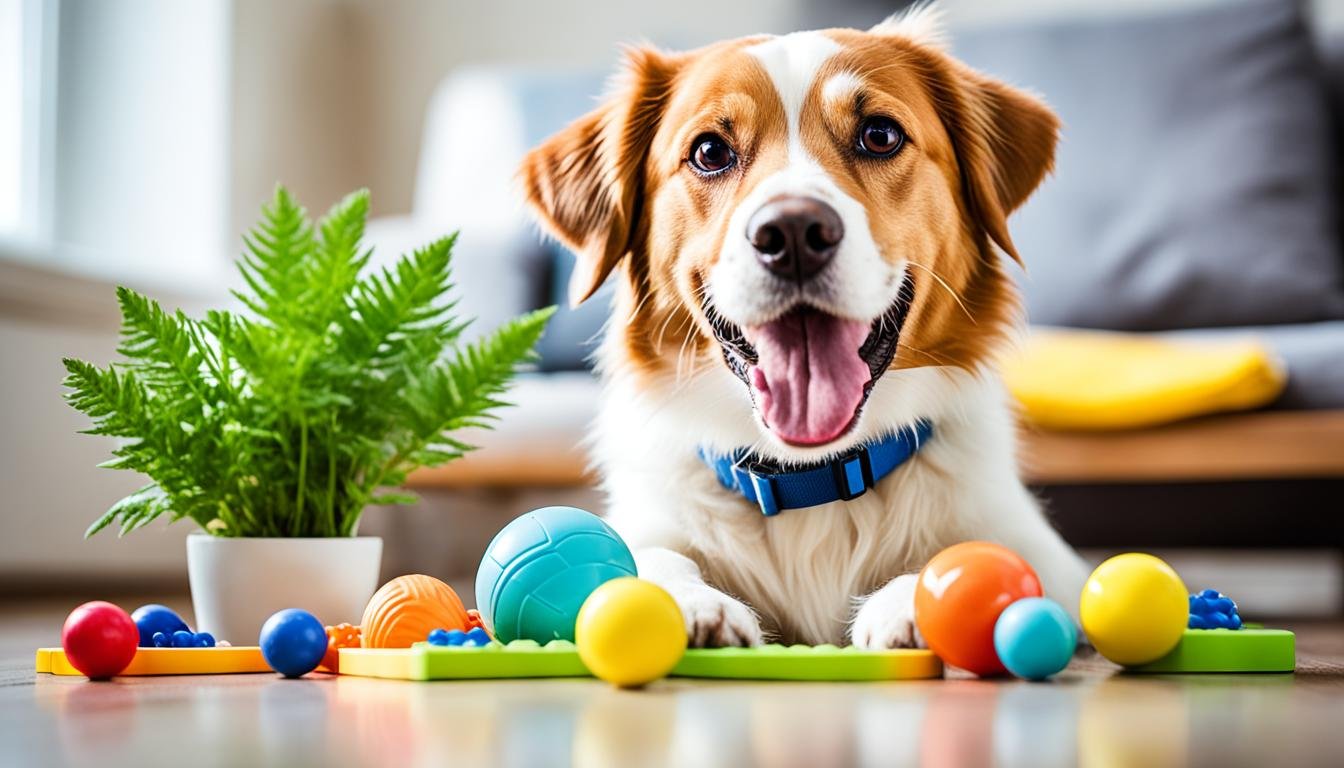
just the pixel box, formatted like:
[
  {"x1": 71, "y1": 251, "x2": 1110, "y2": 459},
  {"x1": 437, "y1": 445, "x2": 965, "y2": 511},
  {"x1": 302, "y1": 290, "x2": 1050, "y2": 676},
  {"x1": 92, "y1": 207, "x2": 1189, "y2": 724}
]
[{"x1": 706, "y1": 277, "x2": 915, "y2": 447}]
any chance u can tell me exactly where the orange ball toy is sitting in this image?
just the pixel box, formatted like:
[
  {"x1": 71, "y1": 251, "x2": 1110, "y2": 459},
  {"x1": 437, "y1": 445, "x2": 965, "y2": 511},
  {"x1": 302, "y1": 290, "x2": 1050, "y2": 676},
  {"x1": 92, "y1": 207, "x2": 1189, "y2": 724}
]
[
  {"x1": 914, "y1": 541, "x2": 1042, "y2": 676},
  {"x1": 359, "y1": 574, "x2": 484, "y2": 648}
]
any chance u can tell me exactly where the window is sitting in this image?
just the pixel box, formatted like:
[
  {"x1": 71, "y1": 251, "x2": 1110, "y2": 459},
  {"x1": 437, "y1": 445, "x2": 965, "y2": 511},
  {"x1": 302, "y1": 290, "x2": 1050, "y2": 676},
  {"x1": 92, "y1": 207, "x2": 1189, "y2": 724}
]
[
  {"x1": 0, "y1": 0, "x2": 42, "y2": 240},
  {"x1": 1, "y1": 0, "x2": 231, "y2": 293},
  {"x1": 0, "y1": 0, "x2": 18, "y2": 234}
]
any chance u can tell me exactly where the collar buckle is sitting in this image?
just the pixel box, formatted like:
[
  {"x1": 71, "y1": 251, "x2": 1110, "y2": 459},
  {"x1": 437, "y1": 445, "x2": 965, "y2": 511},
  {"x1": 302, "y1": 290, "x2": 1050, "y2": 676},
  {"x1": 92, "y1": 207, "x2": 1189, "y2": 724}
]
[
  {"x1": 832, "y1": 445, "x2": 875, "y2": 502},
  {"x1": 748, "y1": 472, "x2": 780, "y2": 517}
]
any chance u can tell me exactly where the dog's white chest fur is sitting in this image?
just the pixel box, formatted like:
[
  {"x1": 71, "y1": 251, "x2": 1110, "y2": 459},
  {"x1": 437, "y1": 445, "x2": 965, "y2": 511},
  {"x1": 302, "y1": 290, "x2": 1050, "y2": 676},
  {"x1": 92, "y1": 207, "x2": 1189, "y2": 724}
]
[
  {"x1": 593, "y1": 357, "x2": 1087, "y2": 646},
  {"x1": 690, "y1": 476, "x2": 952, "y2": 644}
]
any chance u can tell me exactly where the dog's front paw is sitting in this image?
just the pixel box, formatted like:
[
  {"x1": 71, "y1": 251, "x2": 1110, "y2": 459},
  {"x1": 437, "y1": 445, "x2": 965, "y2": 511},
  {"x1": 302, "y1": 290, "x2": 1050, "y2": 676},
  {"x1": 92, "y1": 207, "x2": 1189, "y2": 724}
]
[
  {"x1": 851, "y1": 573, "x2": 923, "y2": 650},
  {"x1": 672, "y1": 583, "x2": 764, "y2": 648}
]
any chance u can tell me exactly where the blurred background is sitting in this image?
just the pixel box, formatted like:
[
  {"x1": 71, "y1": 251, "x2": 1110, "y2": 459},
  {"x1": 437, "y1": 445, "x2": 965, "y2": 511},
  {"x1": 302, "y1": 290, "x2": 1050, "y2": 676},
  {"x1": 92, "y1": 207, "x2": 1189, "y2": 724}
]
[{"x1": 2, "y1": 0, "x2": 1341, "y2": 616}]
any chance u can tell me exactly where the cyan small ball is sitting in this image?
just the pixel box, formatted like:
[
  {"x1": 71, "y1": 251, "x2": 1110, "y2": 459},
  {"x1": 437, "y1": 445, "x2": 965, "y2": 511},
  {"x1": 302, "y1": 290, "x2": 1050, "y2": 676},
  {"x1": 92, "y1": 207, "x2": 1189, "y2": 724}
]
[
  {"x1": 993, "y1": 597, "x2": 1076, "y2": 680},
  {"x1": 259, "y1": 609, "x2": 327, "y2": 678}
]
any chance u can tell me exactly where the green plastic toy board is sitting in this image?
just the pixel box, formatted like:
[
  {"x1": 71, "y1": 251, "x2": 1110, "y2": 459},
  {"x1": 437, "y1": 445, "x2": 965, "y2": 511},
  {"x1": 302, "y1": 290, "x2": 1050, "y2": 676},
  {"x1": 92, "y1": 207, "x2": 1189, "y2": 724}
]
[
  {"x1": 338, "y1": 641, "x2": 943, "y2": 682},
  {"x1": 675, "y1": 643, "x2": 942, "y2": 680},
  {"x1": 341, "y1": 640, "x2": 587, "y2": 681},
  {"x1": 1127, "y1": 628, "x2": 1295, "y2": 673}
]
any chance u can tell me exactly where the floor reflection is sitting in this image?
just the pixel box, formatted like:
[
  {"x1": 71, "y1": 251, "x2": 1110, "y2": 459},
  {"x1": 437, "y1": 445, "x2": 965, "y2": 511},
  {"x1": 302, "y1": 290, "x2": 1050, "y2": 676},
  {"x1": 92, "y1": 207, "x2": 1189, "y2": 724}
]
[{"x1": 31, "y1": 667, "x2": 1326, "y2": 767}]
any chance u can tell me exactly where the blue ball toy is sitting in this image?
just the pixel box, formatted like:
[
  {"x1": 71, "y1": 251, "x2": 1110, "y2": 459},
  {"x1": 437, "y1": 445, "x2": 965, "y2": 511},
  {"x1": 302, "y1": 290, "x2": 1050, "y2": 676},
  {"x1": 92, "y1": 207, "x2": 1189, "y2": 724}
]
[
  {"x1": 132, "y1": 604, "x2": 190, "y2": 647},
  {"x1": 171, "y1": 630, "x2": 195, "y2": 648},
  {"x1": 259, "y1": 609, "x2": 327, "y2": 678},
  {"x1": 993, "y1": 597, "x2": 1077, "y2": 680},
  {"x1": 475, "y1": 506, "x2": 637, "y2": 644},
  {"x1": 193, "y1": 632, "x2": 216, "y2": 648}
]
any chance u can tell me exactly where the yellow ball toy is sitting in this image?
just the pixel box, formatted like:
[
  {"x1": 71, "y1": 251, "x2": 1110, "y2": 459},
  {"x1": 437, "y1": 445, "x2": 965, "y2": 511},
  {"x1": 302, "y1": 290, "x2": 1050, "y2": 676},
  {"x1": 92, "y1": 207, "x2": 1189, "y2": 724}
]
[
  {"x1": 1080, "y1": 553, "x2": 1188, "y2": 666},
  {"x1": 576, "y1": 577, "x2": 687, "y2": 687}
]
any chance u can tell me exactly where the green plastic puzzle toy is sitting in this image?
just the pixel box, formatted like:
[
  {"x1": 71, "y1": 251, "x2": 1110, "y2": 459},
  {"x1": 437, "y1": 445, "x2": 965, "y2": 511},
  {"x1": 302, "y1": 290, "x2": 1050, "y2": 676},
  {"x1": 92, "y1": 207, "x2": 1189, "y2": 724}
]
[
  {"x1": 673, "y1": 643, "x2": 942, "y2": 681},
  {"x1": 340, "y1": 640, "x2": 588, "y2": 681},
  {"x1": 1126, "y1": 628, "x2": 1295, "y2": 673},
  {"x1": 338, "y1": 640, "x2": 942, "y2": 681}
]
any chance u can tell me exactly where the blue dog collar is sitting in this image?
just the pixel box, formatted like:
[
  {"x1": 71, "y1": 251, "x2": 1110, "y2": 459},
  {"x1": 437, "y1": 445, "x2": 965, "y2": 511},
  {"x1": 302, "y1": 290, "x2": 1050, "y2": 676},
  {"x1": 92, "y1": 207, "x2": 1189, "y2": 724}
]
[{"x1": 700, "y1": 420, "x2": 934, "y2": 516}]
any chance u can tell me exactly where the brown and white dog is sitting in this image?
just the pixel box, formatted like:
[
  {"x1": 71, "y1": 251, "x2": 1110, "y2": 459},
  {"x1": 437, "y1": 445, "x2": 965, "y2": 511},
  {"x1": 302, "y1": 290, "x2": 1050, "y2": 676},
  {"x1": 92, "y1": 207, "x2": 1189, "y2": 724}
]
[{"x1": 519, "y1": 7, "x2": 1088, "y2": 648}]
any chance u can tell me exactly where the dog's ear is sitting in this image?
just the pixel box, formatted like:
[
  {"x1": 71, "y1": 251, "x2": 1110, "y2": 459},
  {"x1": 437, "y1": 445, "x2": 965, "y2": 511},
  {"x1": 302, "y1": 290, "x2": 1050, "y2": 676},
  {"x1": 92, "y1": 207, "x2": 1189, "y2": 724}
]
[
  {"x1": 944, "y1": 67, "x2": 1059, "y2": 265},
  {"x1": 868, "y1": 4, "x2": 1056, "y2": 264},
  {"x1": 519, "y1": 47, "x2": 680, "y2": 306}
]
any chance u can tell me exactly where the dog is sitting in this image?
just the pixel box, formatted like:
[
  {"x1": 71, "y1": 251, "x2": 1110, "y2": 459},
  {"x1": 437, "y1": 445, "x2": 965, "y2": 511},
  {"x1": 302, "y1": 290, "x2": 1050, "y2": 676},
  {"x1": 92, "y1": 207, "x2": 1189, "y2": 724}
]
[{"x1": 519, "y1": 6, "x2": 1089, "y2": 649}]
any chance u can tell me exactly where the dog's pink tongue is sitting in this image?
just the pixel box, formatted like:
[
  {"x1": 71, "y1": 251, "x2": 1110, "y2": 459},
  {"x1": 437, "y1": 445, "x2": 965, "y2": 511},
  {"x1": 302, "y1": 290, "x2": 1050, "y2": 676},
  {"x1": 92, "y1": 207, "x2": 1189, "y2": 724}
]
[{"x1": 746, "y1": 311, "x2": 871, "y2": 446}]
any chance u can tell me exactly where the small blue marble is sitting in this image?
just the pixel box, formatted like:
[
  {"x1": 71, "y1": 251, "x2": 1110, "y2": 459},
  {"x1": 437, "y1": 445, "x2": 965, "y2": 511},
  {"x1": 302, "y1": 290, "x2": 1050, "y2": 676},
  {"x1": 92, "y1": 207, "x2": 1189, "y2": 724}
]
[
  {"x1": 193, "y1": 632, "x2": 216, "y2": 648},
  {"x1": 152, "y1": 631, "x2": 170, "y2": 648},
  {"x1": 1188, "y1": 588, "x2": 1242, "y2": 630},
  {"x1": 428, "y1": 628, "x2": 487, "y2": 647},
  {"x1": 171, "y1": 630, "x2": 195, "y2": 647}
]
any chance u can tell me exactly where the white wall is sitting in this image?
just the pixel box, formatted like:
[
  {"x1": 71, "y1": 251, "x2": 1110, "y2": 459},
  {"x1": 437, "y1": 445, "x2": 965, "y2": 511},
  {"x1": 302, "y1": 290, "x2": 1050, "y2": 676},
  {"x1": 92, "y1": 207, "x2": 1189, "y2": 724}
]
[
  {"x1": 54, "y1": 0, "x2": 231, "y2": 292},
  {"x1": 1, "y1": 0, "x2": 232, "y2": 586},
  {"x1": 230, "y1": 0, "x2": 808, "y2": 229},
  {"x1": 0, "y1": 299, "x2": 195, "y2": 585}
]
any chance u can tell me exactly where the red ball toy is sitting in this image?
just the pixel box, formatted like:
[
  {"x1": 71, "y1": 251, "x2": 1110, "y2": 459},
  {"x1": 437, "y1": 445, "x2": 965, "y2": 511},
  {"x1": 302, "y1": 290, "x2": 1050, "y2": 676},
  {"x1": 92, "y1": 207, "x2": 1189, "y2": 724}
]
[
  {"x1": 914, "y1": 541, "x2": 1042, "y2": 676},
  {"x1": 61, "y1": 601, "x2": 139, "y2": 679}
]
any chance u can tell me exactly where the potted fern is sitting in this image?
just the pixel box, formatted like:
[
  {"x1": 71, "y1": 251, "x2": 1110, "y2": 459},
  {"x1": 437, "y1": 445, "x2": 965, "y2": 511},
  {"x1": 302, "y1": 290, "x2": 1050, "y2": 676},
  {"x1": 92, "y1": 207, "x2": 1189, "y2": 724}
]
[{"x1": 63, "y1": 187, "x2": 553, "y2": 642}]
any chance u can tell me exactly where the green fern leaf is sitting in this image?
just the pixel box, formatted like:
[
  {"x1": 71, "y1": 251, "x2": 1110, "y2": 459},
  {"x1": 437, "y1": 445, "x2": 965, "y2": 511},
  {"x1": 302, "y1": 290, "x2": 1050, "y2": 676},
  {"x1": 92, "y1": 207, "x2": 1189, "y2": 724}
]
[
  {"x1": 234, "y1": 185, "x2": 316, "y2": 329},
  {"x1": 64, "y1": 187, "x2": 553, "y2": 538}
]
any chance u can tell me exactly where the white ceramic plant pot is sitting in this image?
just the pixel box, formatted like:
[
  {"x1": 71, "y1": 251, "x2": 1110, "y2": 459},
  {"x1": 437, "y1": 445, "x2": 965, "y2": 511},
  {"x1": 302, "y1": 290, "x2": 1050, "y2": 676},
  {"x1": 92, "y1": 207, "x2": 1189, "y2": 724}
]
[{"x1": 187, "y1": 534, "x2": 382, "y2": 645}]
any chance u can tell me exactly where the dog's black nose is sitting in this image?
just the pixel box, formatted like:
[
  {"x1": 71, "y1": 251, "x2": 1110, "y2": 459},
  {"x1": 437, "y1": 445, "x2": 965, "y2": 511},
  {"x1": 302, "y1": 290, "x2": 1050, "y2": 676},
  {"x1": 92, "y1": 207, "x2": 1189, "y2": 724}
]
[{"x1": 746, "y1": 196, "x2": 844, "y2": 282}]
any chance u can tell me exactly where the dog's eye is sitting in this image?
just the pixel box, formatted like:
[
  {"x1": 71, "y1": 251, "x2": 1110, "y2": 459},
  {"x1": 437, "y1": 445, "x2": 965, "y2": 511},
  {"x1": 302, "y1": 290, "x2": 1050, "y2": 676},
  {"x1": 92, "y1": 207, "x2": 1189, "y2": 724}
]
[
  {"x1": 690, "y1": 134, "x2": 737, "y2": 175},
  {"x1": 857, "y1": 116, "x2": 905, "y2": 157}
]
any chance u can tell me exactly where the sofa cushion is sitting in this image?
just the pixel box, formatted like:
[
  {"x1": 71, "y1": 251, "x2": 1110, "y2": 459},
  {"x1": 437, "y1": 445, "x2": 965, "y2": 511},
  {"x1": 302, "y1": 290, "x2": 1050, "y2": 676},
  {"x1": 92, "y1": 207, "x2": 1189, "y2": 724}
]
[
  {"x1": 1166, "y1": 320, "x2": 1344, "y2": 409},
  {"x1": 536, "y1": 245, "x2": 613, "y2": 371},
  {"x1": 954, "y1": 0, "x2": 1344, "y2": 330},
  {"x1": 512, "y1": 74, "x2": 611, "y2": 371}
]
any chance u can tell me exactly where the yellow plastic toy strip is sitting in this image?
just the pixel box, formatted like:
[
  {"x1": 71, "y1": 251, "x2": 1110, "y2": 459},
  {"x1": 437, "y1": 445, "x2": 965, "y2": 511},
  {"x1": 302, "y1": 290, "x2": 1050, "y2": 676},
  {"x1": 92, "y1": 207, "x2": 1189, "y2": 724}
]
[
  {"x1": 35, "y1": 646, "x2": 271, "y2": 676},
  {"x1": 336, "y1": 647, "x2": 422, "y2": 680}
]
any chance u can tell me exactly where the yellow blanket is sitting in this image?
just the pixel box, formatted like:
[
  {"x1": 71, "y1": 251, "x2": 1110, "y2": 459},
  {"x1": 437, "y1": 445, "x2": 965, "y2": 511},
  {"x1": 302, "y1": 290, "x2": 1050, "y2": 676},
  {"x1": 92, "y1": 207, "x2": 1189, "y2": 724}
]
[{"x1": 1003, "y1": 329, "x2": 1286, "y2": 431}]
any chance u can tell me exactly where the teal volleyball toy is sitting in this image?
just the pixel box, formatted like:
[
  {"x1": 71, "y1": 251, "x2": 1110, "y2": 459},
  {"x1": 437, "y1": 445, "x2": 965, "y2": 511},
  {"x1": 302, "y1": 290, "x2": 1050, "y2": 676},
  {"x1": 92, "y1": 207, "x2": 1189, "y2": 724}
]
[{"x1": 476, "y1": 506, "x2": 637, "y2": 643}]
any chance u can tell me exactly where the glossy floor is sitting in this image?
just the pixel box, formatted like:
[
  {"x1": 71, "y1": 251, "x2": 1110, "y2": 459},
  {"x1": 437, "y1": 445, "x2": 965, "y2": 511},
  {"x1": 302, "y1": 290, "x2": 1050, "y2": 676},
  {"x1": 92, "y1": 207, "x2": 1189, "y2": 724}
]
[{"x1": 3, "y1": 605, "x2": 1343, "y2": 767}]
